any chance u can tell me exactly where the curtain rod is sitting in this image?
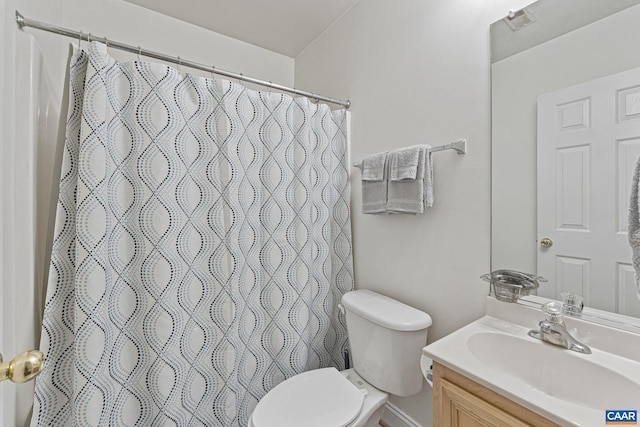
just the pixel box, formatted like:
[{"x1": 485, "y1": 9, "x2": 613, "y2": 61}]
[{"x1": 14, "y1": 11, "x2": 351, "y2": 109}]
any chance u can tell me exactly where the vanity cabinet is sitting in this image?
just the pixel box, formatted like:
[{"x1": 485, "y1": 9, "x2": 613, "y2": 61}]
[{"x1": 432, "y1": 362, "x2": 560, "y2": 427}]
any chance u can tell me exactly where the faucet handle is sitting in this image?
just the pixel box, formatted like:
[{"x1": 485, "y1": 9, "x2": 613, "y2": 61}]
[{"x1": 542, "y1": 301, "x2": 564, "y2": 324}]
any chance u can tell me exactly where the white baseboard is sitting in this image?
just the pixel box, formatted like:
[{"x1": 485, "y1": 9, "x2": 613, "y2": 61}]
[{"x1": 380, "y1": 402, "x2": 423, "y2": 427}]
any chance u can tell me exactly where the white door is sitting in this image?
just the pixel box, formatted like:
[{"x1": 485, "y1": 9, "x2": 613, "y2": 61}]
[{"x1": 538, "y1": 66, "x2": 640, "y2": 316}]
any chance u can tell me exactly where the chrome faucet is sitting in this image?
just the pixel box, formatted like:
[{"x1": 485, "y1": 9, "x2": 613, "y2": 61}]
[{"x1": 528, "y1": 301, "x2": 591, "y2": 354}]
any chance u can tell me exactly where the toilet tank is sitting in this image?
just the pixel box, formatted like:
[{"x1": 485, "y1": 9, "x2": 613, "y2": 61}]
[{"x1": 342, "y1": 290, "x2": 432, "y2": 397}]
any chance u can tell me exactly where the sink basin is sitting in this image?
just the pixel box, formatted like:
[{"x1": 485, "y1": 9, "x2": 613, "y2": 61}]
[
  {"x1": 467, "y1": 331, "x2": 640, "y2": 409},
  {"x1": 423, "y1": 305, "x2": 640, "y2": 427}
]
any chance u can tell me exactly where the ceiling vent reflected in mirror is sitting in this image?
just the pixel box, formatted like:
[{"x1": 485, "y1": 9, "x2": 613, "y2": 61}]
[{"x1": 504, "y1": 8, "x2": 536, "y2": 31}]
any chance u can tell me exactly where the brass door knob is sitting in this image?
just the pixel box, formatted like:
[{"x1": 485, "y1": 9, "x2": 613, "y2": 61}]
[
  {"x1": 540, "y1": 237, "x2": 553, "y2": 248},
  {"x1": 0, "y1": 350, "x2": 44, "y2": 383}
]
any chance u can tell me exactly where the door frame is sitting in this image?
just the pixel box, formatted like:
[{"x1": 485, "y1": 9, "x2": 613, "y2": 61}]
[{"x1": 2, "y1": 1, "x2": 20, "y2": 425}]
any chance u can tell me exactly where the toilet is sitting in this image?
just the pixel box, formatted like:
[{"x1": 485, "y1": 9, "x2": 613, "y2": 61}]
[{"x1": 248, "y1": 289, "x2": 432, "y2": 427}]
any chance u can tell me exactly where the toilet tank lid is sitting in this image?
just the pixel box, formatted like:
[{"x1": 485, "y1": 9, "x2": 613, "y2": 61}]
[{"x1": 342, "y1": 290, "x2": 432, "y2": 331}]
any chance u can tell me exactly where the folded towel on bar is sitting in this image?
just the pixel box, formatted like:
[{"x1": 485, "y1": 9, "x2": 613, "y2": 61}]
[
  {"x1": 389, "y1": 145, "x2": 423, "y2": 180},
  {"x1": 628, "y1": 155, "x2": 640, "y2": 300},
  {"x1": 387, "y1": 145, "x2": 432, "y2": 214},
  {"x1": 361, "y1": 152, "x2": 387, "y2": 181},
  {"x1": 359, "y1": 152, "x2": 389, "y2": 214}
]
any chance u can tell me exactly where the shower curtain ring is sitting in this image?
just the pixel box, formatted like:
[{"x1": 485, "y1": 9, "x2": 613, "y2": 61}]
[
  {"x1": 210, "y1": 65, "x2": 215, "y2": 80},
  {"x1": 87, "y1": 33, "x2": 92, "y2": 43},
  {"x1": 77, "y1": 30, "x2": 83, "y2": 48},
  {"x1": 105, "y1": 38, "x2": 109, "y2": 49},
  {"x1": 177, "y1": 56, "x2": 181, "y2": 72},
  {"x1": 137, "y1": 46, "x2": 142, "y2": 61}
]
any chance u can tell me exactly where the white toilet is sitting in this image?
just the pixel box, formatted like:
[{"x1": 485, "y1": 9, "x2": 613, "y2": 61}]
[{"x1": 248, "y1": 289, "x2": 432, "y2": 427}]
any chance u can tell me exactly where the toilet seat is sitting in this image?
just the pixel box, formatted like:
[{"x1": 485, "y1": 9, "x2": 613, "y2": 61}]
[{"x1": 251, "y1": 367, "x2": 365, "y2": 427}]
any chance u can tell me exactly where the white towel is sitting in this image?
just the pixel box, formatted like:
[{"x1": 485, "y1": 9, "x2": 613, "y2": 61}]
[
  {"x1": 358, "y1": 152, "x2": 388, "y2": 214},
  {"x1": 387, "y1": 145, "x2": 432, "y2": 214},
  {"x1": 628, "y1": 155, "x2": 640, "y2": 300}
]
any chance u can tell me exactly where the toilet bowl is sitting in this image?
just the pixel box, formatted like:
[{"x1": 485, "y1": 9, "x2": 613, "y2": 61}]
[{"x1": 248, "y1": 290, "x2": 432, "y2": 427}]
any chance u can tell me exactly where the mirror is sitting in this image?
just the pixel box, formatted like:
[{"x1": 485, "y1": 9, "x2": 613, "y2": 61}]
[{"x1": 490, "y1": 0, "x2": 640, "y2": 328}]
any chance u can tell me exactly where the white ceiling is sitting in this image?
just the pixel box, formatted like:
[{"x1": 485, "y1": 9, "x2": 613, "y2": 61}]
[{"x1": 124, "y1": 0, "x2": 361, "y2": 57}]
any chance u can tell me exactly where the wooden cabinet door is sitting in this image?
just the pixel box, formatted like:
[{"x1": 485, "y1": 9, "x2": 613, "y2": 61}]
[{"x1": 440, "y1": 379, "x2": 531, "y2": 427}]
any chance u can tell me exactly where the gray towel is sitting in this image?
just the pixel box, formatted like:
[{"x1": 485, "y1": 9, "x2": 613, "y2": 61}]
[
  {"x1": 361, "y1": 152, "x2": 387, "y2": 181},
  {"x1": 389, "y1": 145, "x2": 422, "y2": 181},
  {"x1": 628, "y1": 155, "x2": 640, "y2": 299},
  {"x1": 387, "y1": 145, "x2": 432, "y2": 214},
  {"x1": 359, "y1": 152, "x2": 388, "y2": 214},
  {"x1": 424, "y1": 147, "x2": 434, "y2": 208}
]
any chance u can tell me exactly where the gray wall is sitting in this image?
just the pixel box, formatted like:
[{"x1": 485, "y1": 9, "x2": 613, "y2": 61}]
[{"x1": 294, "y1": 0, "x2": 532, "y2": 424}]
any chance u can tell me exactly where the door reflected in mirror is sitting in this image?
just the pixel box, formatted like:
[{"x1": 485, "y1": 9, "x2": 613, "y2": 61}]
[{"x1": 490, "y1": 0, "x2": 640, "y2": 320}]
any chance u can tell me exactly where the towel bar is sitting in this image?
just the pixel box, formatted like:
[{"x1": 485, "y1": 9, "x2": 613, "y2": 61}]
[{"x1": 352, "y1": 139, "x2": 466, "y2": 167}]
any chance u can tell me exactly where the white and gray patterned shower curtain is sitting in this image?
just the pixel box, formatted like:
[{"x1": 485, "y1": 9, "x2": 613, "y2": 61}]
[{"x1": 32, "y1": 42, "x2": 353, "y2": 427}]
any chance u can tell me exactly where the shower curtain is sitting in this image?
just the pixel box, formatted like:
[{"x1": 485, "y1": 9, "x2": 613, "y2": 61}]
[{"x1": 31, "y1": 42, "x2": 353, "y2": 427}]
